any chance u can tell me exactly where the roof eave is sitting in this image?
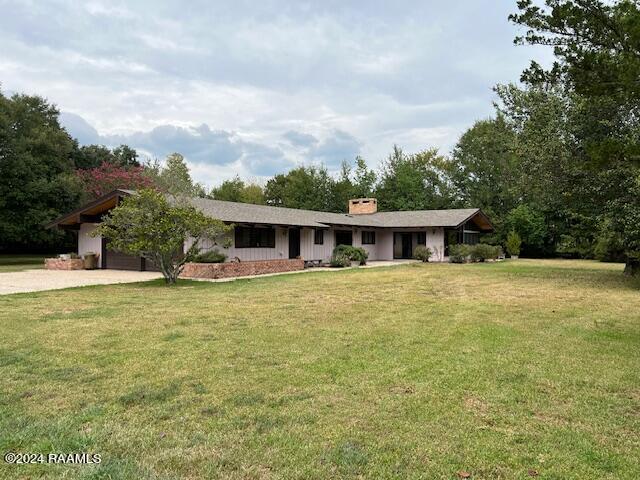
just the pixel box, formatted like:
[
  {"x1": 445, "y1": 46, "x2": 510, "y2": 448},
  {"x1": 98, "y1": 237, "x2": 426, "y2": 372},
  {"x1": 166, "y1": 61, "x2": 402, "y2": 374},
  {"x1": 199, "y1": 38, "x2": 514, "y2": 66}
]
[
  {"x1": 454, "y1": 209, "x2": 494, "y2": 232},
  {"x1": 44, "y1": 189, "x2": 132, "y2": 229}
]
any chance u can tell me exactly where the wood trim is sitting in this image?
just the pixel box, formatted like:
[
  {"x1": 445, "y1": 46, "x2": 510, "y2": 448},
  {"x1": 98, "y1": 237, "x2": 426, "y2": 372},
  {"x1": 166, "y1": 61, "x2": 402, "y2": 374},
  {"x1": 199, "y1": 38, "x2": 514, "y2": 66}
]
[
  {"x1": 45, "y1": 189, "x2": 132, "y2": 229},
  {"x1": 79, "y1": 214, "x2": 102, "y2": 223},
  {"x1": 101, "y1": 237, "x2": 107, "y2": 269}
]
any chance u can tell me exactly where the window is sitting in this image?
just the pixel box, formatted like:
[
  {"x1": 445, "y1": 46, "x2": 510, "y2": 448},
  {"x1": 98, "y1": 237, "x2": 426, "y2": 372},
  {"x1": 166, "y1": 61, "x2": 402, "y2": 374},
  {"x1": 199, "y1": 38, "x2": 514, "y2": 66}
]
[
  {"x1": 314, "y1": 229, "x2": 324, "y2": 245},
  {"x1": 362, "y1": 231, "x2": 376, "y2": 245},
  {"x1": 234, "y1": 226, "x2": 275, "y2": 248},
  {"x1": 463, "y1": 231, "x2": 479, "y2": 245},
  {"x1": 417, "y1": 232, "x2": 426, "y2": 245}
]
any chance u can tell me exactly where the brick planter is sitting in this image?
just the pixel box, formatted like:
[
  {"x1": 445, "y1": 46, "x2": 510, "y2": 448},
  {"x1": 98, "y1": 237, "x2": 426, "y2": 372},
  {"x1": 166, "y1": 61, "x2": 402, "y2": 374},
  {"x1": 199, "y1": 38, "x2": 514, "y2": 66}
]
[
  {"x1": 182, "y1": 258, "x2": 304, "y2": 279},
  {"x1": 45, "y1": 258, "x2": 84, "y2": 270}
]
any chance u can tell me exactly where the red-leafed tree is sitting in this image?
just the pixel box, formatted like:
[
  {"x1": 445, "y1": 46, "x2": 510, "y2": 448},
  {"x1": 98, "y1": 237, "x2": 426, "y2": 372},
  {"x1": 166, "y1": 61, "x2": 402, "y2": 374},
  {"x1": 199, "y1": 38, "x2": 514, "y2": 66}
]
[{"x1": 76, "y1": 161, "x2": 156, "y2": 199}]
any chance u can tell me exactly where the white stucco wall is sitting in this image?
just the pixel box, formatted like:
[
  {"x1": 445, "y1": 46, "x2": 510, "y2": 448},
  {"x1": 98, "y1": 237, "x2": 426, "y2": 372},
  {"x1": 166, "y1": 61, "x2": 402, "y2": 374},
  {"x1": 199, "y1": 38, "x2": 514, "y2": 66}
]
[{"x1": 78, "y1": 223, "x2": 103, "y2": 267}]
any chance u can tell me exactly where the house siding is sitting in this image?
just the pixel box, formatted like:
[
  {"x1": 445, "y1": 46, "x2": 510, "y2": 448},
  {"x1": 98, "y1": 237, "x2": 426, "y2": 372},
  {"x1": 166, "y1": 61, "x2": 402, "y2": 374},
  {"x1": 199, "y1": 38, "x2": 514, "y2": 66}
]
[
  {"x1": 427, "y1": 227, "x2": 445, "y2": 262},
  {"x1": 300, "y1": 227, "x2": 335, "y2": 262},
  {"x1": 79, "y1": 223, "x2": 103, "y2": 267},
  {"x1": 389, "y1": 228, "x2": 446, "y2": 261},
  {"x1": 189, "y1": 225, "x2": 445, "y2": 263},
  {"x1": 194, "y1": 226, "x2": 289, "y2": 261}
]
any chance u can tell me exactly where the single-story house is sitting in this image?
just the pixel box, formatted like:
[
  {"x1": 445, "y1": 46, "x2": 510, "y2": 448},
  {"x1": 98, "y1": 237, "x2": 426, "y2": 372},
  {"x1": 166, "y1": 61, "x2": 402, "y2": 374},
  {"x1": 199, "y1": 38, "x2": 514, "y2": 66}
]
[{"x1": 47, "y1": 189, "x2": 493, "y2": 270}]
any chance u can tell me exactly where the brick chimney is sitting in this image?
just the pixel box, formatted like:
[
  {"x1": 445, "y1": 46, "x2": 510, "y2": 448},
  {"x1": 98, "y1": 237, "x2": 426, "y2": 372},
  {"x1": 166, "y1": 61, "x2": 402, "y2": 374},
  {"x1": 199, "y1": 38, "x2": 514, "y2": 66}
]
[{"x1": 348, "y1": 198, "x2": 378, "y2": 215}]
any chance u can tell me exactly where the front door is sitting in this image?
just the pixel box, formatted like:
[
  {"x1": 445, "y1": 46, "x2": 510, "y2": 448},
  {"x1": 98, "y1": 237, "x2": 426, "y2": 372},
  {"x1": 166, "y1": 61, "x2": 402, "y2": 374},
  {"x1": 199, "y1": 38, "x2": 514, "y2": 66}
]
[
  {"x1": 401, "y1": 233, "x2": 412, "y2": 259},
  {"x1": 335, "y1": 230, "x2": 353, "y2": 247},
  {"x1": 289, "y1": 228, "x2": 300, "y2": 259}
]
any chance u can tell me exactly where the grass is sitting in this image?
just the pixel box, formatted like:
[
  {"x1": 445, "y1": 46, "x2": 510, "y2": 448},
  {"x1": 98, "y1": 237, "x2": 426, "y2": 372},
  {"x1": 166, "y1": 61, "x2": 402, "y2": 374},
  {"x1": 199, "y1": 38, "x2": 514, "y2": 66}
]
[
  {"x1": 0, "y1": 254, "x2": 47, "y2": 272},
  {"x1": 0, "y1": 259, "x2": 638, "y2": 479}
]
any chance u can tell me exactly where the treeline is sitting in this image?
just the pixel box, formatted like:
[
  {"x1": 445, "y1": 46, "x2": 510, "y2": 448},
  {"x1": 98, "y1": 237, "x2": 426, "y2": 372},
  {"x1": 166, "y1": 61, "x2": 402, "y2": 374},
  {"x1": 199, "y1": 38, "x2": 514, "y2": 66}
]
[{"x1": 0, "y1": 91, "x2": 204, "y2": 252}]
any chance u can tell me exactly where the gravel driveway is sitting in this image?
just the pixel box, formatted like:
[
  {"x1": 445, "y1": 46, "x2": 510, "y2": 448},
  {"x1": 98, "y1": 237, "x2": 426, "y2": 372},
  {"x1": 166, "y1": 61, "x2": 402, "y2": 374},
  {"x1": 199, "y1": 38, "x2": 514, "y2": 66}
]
[{"x1": 0, "y1": 269, "x2": 162, "y2": 295}]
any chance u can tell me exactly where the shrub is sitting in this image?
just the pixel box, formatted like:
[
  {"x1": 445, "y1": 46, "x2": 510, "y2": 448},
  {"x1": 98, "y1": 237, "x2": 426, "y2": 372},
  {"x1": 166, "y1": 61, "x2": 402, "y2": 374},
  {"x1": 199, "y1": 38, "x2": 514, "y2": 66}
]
[
  {"x1": 413, "y1": 245, "x2": 432, "y2": 262},
  {"x1": 330, "y1": 252, "x2": 351, "y2": 268},
  {"x1": 193, "y1": 249, "x2": 227, "y2": 263},
  {"x1": 506, "y1": 231, "x2": 522, "y2": 257},
  {"x1": 333, "y1": 245, "x2": 369, "y2": 265},
  {"x1": 469, "y1": 243, "x2": 496, "y2": 262},
  {"x1": 449, "y1": 244, "x2": 471, "y2": 263}
]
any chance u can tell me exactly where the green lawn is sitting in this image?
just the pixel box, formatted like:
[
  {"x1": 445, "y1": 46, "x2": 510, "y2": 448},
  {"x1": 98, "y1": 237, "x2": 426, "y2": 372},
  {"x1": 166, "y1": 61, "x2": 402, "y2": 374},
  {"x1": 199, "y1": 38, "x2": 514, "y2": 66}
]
[
  {"x1": 0, "y1": 255, "x2": 46, "y2": 272},
  {"x1": 1, "y1": 259, "x2": 638, "y2": 479}
]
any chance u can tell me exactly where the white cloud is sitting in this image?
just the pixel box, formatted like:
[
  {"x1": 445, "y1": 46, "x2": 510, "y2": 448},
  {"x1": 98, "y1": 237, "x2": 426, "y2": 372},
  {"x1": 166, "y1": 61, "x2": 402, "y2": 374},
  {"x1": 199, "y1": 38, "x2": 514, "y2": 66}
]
[{"x1": 1, "y1": 0, "x2": 554, "y2": 185}]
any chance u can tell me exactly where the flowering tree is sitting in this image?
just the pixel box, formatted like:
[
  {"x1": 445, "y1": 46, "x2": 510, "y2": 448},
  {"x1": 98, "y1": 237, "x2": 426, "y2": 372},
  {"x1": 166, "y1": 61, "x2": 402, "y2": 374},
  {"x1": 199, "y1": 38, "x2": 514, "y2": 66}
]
[{"x1": 76, "y1": 161, "x2": 156, "y2": 199}]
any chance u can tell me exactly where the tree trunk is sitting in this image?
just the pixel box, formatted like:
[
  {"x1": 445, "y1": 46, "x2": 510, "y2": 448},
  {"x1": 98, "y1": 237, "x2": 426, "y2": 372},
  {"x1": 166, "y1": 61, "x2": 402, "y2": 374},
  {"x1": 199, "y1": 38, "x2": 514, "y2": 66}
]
[{"x1": 624, "y1": 259, "x2": 640, "y2": 276}]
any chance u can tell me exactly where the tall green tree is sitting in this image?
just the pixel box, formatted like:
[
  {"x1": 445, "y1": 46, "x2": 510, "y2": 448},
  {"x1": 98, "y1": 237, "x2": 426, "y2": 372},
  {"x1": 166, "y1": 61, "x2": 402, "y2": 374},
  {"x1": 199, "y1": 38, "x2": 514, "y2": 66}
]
[
  {"x1": 74, "y1": 144, "x2": 114, "y2": 169},
  {"x1": 112, "y1": 144, "x2": 140, "y2": 167},
  {"x1": 155, "y1": 153, "x2": 205, "y2": 197},
  {"x1": 264, "y1": 165, "x2": 340, "y2": 212},
  {"x1": 330, "y1": 161, "x2": 356, "y2": 212},
  {"x1": 352, "y1": 156, "x2": 377, "y2": 198},
  {"x1": 0, "y1": 92, "x2": 82, "y2": 252},
  {"x1": 510, "y1": 0, "x2": 640, "y2": 273},
  {"x1": 209, "y1": 176, "x2": 265, "y2": 204},
  {"x1": 450, "y1": 116, "x2": 519, "y2": 225},
  {"x1": 73, "y1": 144, "x2": 140, "y2": 170},
  {"x1": 376, "y1": 146, "x2": 454, "y2": 211}
]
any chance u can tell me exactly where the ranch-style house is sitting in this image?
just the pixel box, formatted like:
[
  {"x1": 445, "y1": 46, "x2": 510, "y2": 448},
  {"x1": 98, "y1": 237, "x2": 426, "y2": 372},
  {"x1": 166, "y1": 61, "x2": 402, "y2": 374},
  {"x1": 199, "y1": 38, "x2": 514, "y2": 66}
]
[{"x1": 47, "y1": 189, "x2": 493, "y2": 270}]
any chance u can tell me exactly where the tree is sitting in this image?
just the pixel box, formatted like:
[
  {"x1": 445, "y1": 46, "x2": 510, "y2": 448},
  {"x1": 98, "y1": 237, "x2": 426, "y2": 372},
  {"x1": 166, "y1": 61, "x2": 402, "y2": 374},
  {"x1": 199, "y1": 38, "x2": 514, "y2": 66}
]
[
  {"x1": 494, "y1": 84, "x2": 604, "y2": 257},
  {"x1": 74, "y1": 144, "x2": 114, "y2": 169},
  {"x1": 510, "y1": 0, "x2": 640, "y2": 104},
  {"x1": 376, "y1": 146, "x2": 454, "y2": 211},
  {"x1": 600, "y1": 163, "x2": 640, "y2": 275},
  {"x1": 510, "y1": 0, "x2": 640, "y2": 273},
  {"x1": 506, "y1": 231, "x2": 522, "y2": 258},
  {"x1": 94, "y1": 189, "x2": 231, "y2": 284},
  {"x1": 76, "y1": 161, "x2": 156, "y2": 199},
  {"x1": 352, "y1": 156, "x2": 377, "y2": 198},
  {"x1": 73, "y1": 144, "x2": 140, "y2": 170},
  {"x1": 112, "y1": 144, "x2": 140, "y2": 167},
  {"x1": 505, "y1": 204, "x2": 548, "y2": 255},
  {"x1": 330, "y1": 161, "x2": 355, "y2": 212},
  {"x1": 264, "y1": 165, "x2": 340, "y2": 212},
  {"x1": 209, "y1": 176, "x2": 265, "y2": 204},
  {"x1": 159, "y1": 153, "x2": 193, "y2": 195},
  {"x1": 156, "y1": 153, "x2": 205, "y2": 197},
  {"x1": 0, "y1": 91, "x2": 83, "y2": 252},
  {"x1": 450, "y1": 116, "x2": 519, "y2": 228},
  {"x1": 241, "y1": 183, "x2": 266, "y2": 205}
]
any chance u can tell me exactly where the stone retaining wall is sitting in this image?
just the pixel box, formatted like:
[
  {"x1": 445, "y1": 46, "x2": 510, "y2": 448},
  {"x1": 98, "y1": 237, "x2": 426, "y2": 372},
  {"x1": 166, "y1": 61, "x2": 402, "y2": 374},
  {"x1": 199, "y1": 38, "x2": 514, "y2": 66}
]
[
  {"x1": 182, "y1": 258, "x2": 304, "y2": 279},
  {"x1": 45, "y1": 258, "x2": 84, "y2": 270}
]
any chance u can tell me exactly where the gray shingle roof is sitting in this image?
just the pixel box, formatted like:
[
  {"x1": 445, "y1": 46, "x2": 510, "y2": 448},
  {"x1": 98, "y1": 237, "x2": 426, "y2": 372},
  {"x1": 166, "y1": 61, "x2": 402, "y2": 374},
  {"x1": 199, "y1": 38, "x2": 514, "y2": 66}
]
[
  {"x1": 46, "y1": 189, "x2": 492, "y2": 231},
  {"x1": 186, "y1": 197, "x2": 489, "y2": 230}
]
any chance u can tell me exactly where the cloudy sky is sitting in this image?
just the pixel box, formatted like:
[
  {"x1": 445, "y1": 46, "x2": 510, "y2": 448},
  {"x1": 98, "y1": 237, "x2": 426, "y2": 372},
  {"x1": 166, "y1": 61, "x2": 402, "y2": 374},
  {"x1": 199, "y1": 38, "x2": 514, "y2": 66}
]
[{"x1": 1, "y1": 0, "x2": 549, "y2": 187}]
